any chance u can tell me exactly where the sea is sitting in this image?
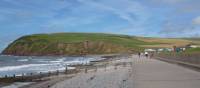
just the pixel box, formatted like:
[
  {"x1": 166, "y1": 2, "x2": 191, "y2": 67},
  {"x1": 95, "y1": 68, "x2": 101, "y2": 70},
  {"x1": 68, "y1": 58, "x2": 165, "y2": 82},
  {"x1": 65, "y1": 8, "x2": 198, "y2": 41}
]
[{"x1": 0, "y1": 55, "x2": 104, "y2": 77}]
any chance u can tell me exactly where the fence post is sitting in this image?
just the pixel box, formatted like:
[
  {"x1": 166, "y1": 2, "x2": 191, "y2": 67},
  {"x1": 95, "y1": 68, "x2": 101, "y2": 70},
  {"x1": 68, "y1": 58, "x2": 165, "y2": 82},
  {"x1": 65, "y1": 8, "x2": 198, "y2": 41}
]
[
  {"x1": 130, "y1": 62, "x2": 133, "y2": 67},
  {"x1": 85, "y1": 68, "x2": 88, "y2": 73},
  {"x1": 48, "y1": 71, "x2": 51, "y2": 77},
  {"x1": 5, "y1": 75, "x2": 7, "y2": 78},
  {"x1": 105, "y1": 64, "x2": 107, "y2": 71},
  {"x1": 65, "y1": 66, "x2": 68, "y2": 74},
  {"x1": 39, "y1": 72, "x2": 42, "y2": 80},
  {"x1": 115, "y1": 64, "x2": 118, "y2": 70},
  {"x1": 123, "y1": 62, "x2": 126, "y2": 67},
  {"x1": 95, "y1": 66, "x2": 97, "y2": 72},
  {"x1": 30, "y1": 73, "x2": 33, "y2": 81},
  {"x1": 56, "y1": 70, "x2": 59, "y2": 75},
  {"x1": 13, "y1": 74, "x2": 16, "y2": 78},
  {"x1": 22, "y1": 73, "x2": 24, "y2": 80},
  {"x1": 40, "y1": 72, "x2": 42, "y2": 76}
]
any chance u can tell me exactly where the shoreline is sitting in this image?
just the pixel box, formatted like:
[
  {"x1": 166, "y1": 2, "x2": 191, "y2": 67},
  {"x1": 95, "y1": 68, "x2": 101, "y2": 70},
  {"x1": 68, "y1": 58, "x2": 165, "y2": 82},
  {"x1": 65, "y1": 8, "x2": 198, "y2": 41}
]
[
  {"x1": 0, "y1": 54, "x2": 132, "y2": 88},
  {"x1": 0, "y1": 53, "x2": 126, "y2": 59},
  {"x1": 21, "y1": 54, "x2": 132, "y2": 88},
  {"x1": 0, "y1": 53, "x2": 127, "y2": 57}
]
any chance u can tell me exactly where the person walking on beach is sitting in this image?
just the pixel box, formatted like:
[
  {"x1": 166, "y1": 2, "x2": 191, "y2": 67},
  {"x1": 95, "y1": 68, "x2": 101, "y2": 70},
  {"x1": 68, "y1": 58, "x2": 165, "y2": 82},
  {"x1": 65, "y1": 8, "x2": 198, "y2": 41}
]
[
  {"x1": 138, "y1": 52, "x2": 141, "y2": 58},
  {"x1": 150, "y1": 53, "x2": 154, "y2": 59},
  {"x1": 145, "y1": 52, "x2": 148, "y2": 58}
]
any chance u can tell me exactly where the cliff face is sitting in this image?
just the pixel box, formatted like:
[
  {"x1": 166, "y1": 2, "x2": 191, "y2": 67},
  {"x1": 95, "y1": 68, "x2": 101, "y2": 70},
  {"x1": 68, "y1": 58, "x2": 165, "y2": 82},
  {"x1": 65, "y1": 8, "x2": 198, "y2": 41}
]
[
  {"x1": 2, "y1": 41, "x2": 129, "y2": 56},
  {"x1": 3, "y1": 33, "x2": 200, "y2": 56},
  {"x1": 2, "y1": 33, "x2": 138, "y2": 56}
]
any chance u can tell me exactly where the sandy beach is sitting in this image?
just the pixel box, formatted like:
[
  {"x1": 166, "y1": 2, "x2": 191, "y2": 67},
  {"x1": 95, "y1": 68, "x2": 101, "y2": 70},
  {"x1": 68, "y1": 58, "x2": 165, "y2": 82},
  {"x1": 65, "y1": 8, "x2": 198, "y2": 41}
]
[
  {"x1": 17, "y1": 54, "x2": 134, "y2": 88},
  {"x1": 51, "y1": 58, "x2": 134, "y2": 88}
]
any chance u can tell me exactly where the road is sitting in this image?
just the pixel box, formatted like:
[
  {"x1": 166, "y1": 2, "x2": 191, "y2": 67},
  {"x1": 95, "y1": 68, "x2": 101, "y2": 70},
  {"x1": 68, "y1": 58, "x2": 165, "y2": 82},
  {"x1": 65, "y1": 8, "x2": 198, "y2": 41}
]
[
  {"x1": 51, "y1": 55, "x2": 200, "y2": 88},
  {"x1": 133, "y1": 56, "x2": 200, "y2": 88}
]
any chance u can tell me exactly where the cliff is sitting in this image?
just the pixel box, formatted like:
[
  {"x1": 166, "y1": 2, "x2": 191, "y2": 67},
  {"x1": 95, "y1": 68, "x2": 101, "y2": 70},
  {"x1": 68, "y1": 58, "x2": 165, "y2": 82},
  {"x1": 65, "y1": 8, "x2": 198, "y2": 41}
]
[{"x1": 2, "y1": 33, "x2": 148, "y2": 56}]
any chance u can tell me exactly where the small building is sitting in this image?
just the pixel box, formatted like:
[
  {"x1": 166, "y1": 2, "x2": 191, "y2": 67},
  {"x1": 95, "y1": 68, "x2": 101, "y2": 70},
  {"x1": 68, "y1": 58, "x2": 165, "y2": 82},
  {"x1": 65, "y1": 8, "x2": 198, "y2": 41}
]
[
  {"x1": 186, "y1": 44, "x2": 200, "y2": 49},
  {"x1": 157, "y1": 48, "x2": 164, "y2": 52},
  {"x1": 144, "y1": 49, "x2": 156, "y2": 52},
  {"x1": 164, "y1": 48, "x2": 173, "y2": 52},
  {"x1": 189, "y1": 45, "x2": 198, "y2": 48},
  {"x1": 156, "y1": 48, "x2": 173, "y2": 52}
]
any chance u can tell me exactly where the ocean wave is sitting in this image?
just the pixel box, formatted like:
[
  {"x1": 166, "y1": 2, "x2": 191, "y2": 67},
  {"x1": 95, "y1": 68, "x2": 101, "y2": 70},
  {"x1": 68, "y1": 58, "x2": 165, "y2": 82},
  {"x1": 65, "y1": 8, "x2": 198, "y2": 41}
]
[
  {"x1": 17, "y1": 59, "x2": 29, "y2": 62},
  {"x1": 0, "y1": 56, "x2": 99, "y2": 77},
  {"x1": 0, "y1": 64, "x2": 48, "y2": 71},
  {"x1": 64, "y1": 60, "x2": 90, "y2": 65},
  {"x1": 49, "y1": 57, "x2": 66, "y2": 63}
]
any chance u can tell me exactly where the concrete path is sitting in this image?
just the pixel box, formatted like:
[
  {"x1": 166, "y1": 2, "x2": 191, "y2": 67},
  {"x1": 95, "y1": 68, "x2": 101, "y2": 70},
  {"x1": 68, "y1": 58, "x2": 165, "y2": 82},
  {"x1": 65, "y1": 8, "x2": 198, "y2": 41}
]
[
  {"x1": 50, "y1": 55, "x2": 200, "y2": 88},
  {"x1": 133, "y1": 57, "x2": 200, "y2": 88}
]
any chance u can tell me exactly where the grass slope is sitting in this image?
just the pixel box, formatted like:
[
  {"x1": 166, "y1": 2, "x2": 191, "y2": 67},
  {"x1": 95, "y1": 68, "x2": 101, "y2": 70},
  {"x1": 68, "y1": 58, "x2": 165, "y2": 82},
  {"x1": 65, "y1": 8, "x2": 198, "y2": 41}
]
[
  {"x1": 2, "y1": 33, "x2": 157, "y2": 56},
  {"x1": 3, "y1": 33, "x2": 200, "y2": 56}
]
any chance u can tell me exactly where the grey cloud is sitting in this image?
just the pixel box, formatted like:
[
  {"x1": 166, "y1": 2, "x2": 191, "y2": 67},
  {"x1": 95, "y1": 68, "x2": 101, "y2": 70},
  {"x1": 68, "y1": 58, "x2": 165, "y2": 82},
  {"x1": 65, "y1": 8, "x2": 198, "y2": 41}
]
[
  {"x1": 159, "y1": 21, "x2": 199, "y2": 37},
  {"x1": 147, "y1": 0, "x2": 200, "y2": 13},
  {"x1": 150, "y1": 0, "x2": 186, "y2": 4},
  {"x1": 192, "y1": 16, "x2": 200, "y2": 25}
]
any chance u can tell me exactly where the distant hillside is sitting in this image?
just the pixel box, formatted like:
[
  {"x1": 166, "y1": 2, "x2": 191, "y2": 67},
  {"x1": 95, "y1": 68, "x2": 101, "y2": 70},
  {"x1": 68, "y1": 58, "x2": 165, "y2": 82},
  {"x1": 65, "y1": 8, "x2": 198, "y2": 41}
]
[
  {"x1": 137, "y1": 37, "x2": 195, "y2": 48},
  {"x1": 183, "y1": 38, "x2": 200, "y2": 45},
  {"x1": 2, "y1": 33, "x2": 200, "y2": 56},
  {"x1": 2, "y1": 33, "x2": 155, "y2": 56}
]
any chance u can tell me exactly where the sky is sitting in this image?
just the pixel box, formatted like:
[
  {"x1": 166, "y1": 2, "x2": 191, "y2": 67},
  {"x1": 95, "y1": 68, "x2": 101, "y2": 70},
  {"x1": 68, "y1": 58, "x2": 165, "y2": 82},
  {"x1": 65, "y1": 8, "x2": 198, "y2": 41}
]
[{"x1": 0, "y1": 0, "x2": 200, "y2": 52}]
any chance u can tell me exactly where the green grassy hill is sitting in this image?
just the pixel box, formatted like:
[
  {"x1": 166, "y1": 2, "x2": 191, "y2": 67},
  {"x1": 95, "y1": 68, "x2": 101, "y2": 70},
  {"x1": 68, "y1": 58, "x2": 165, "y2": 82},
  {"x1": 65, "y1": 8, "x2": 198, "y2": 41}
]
[
  {"x1": 2, "y1": 33, "x2": 200, "y2": 56},
  {"x1": 2, "y1": 33, "x2": 157, "y2": 56}
]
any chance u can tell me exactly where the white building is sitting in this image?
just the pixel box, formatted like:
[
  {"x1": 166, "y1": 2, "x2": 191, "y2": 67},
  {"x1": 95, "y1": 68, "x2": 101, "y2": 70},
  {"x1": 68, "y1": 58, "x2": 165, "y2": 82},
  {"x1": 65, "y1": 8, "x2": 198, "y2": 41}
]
[
  {"x1": 189, "y1": 45, "x2": 199, "y2": 48},
  {"x1": 144, "y1": 49, "x2": 156, "y2": 52}
]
